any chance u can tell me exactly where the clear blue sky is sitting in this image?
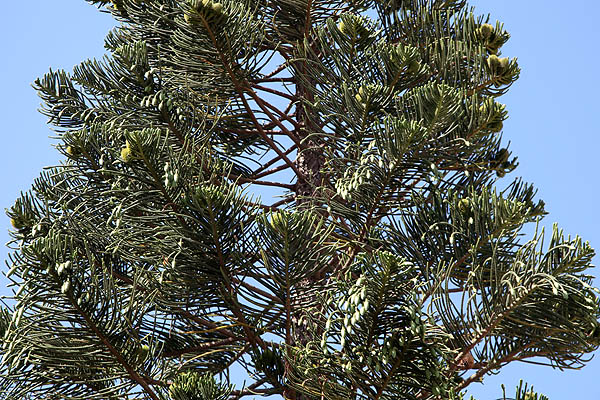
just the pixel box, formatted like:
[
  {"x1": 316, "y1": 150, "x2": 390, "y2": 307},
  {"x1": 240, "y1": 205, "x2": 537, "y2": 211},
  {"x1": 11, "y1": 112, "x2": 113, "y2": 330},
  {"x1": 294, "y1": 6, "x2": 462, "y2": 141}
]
[{"x1": 0, "y1": 1, "x2": 598, "y2": 399}]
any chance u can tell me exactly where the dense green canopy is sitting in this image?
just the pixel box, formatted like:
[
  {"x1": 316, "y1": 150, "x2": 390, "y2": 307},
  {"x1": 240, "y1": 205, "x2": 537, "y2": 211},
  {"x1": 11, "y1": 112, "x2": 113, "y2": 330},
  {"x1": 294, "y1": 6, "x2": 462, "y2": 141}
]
[{"x1": 1, "y1": 0, "x2": 598, "y2": 399}]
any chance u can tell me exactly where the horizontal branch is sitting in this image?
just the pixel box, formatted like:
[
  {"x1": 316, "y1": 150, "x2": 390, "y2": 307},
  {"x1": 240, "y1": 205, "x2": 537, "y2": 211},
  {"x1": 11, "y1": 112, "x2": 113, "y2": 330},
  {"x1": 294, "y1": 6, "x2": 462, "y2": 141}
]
[
  {"x1": 254, "y1": 77, "x2": 296, "y2": 83},
  {"x1": 197, "y1": 14, "x2": 304, "y2": 184},
  {"x1": 236, "y1": 176, "x2": 295, "y2": 190},
  {"x1": 233, "y1": 278, "x2": 284, "y2": 304},
  {"x1": 249, "y1": 90, "x2": 302, "y2": 131},
  {"x1": 263, "y1": 61, "x2": 289, "y2": 79},
  {"x1": 68, "y1": 292, "x2": 160, "y2": 400},
  {"x1": 250, "y1": 83, "x2": 296, "y2": 101},
  {"x1": 251, "y1": 163, "x2": 291, "y2": 180},
  {"x1": 110, "y1": 269, "x2": 242, "y2": 341},
  {"x1": 251, "y1": 144, "x2": 298, "y2": 177},
  {"x1": 229, "y1": 376, "x2": 281, "y2": 399},
  {"x1": 220, "y1": 128, "x2": 285, "y2": 136},
  {"x1": 266, "y1": 196, "x2": 295, "y2": 210},
  {"x1": 162, "y1": 337, "x2": 243, "y2": 358}
]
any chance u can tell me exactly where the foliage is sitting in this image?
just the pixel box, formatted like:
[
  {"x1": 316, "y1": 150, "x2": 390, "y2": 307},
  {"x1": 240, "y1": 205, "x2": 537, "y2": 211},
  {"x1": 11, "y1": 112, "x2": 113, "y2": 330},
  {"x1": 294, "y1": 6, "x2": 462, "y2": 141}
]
[{"x1": 1, "y1": 0, "x2": 598, "y2": 399}]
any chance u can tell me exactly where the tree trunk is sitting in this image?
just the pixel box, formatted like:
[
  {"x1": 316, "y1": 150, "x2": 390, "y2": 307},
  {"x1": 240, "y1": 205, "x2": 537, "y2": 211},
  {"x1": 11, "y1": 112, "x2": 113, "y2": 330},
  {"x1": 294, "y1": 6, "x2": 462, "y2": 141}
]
[{"x1": 285, "y1": 64, "x2": 324, "y2": 399}]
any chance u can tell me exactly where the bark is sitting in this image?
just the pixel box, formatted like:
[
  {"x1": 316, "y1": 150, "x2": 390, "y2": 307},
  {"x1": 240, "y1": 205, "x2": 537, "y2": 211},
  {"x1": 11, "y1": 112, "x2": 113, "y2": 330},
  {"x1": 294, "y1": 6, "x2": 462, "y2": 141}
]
[{"x1": 284, "y1": 57, "x2": 325, "y2": 400}]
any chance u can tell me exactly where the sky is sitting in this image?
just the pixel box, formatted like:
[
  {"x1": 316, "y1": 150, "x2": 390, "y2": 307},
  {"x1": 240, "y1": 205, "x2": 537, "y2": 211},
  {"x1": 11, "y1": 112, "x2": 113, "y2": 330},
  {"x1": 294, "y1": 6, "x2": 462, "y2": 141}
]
[{"x1": 0, "y1": 1, "x2": 598, "y2": 399}]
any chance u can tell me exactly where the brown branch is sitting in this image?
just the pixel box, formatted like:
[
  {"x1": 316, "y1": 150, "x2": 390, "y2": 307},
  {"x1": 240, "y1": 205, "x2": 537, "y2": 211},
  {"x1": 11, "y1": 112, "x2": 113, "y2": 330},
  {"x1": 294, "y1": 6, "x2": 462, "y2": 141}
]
[
  {"x1": 303, "y1": 0, "x2": 313, "y2": 39},
  {"x1": 221, "y1": 342, "x2": 251, "y2": 374},
  {"x1": 205, "y1": 196, "x2": 267, "y2": 351},
  {"x1": 466, "y1": 77, "x2": 501, "y2": 96},
  {"x1": 162, "y1": 337, "x2": 242, "y2": 358},
  {"x1": 261, "y1": 100, "x2": 296, "y2": 131},
  {"x1": 69, "y1": 295, "x2": 160, "y2": 399},
  {"x1": 229, "y1": 377, "x2": 271, "y2": 399},
  {"x1": 455, "y1": 343, "x2": 536, "y2": 393},
  {"x1": 230, "y1": 385, "x2": 281, "y2": 399},
  {"x1": 245, "y1": 89, "x2": 304, "y2": 148},
  {"x1": 268, "y1": 196, "x2": 295, "y2": 209},
  {"x1": 251, "y1": 144, "x2": 298, "y2": 177},
  {"x1": 233, "y1": 278, "x2": 284, "y2": 304},
  {"x1": 374, "y1": 344, "x2": 410, "y2": 400},
  {"x1": 236, "y1": 176, "x2": 296, "y2": 190},
  {"x1": 339, "y1": 173, "x2": 392, "y2": 273},
  {"x1": 221, "y1": 128, "x2": 285, "y2": 136},
  {"x1": 251, "y1": 163, "x2": 291, "y2": 180},
  {"x1": 110, "y1": 269, "x2": 242, "y2": 341},
  {"x1": 197, "y1": 15, "x2": 304, "y2": 182},
  {"x1": 251, "y1": 83, "x2": 297, "y2": 101},
  {"x1": 250, "y1": 90, "x2": 302, "y2": 131},
  {"x1": 233, "y1": 94, "x2": 303, "y2": 179},
  {"x1": 252, "y1": 201, "x2": 289, "y2": 211},
  {"x1": 255, "y1": 76, "x2": 296, "y2": 83},
  {"x1": 447, "y1": 286, "x2": 535, "y2": 375},
  {"x1": 262, "y1": 62, "x2": 290, "y2": 79},
  {"x1": 262, "y1": 114, "x2": 294, "y2": 130}
]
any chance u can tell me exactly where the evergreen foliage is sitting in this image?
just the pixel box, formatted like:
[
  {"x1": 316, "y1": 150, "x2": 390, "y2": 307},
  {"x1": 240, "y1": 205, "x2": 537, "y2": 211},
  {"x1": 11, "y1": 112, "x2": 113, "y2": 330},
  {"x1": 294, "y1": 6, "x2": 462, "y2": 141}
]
[{"x1": 1, "y1": 0, "x2": 598, "y2": 399}]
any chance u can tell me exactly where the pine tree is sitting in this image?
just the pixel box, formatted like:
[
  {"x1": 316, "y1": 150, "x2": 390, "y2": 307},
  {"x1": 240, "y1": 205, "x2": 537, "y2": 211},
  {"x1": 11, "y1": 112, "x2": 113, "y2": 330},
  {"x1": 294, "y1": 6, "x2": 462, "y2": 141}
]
[{"x1": 2, "y1": 0, "x2": 599, "y2": 399}]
